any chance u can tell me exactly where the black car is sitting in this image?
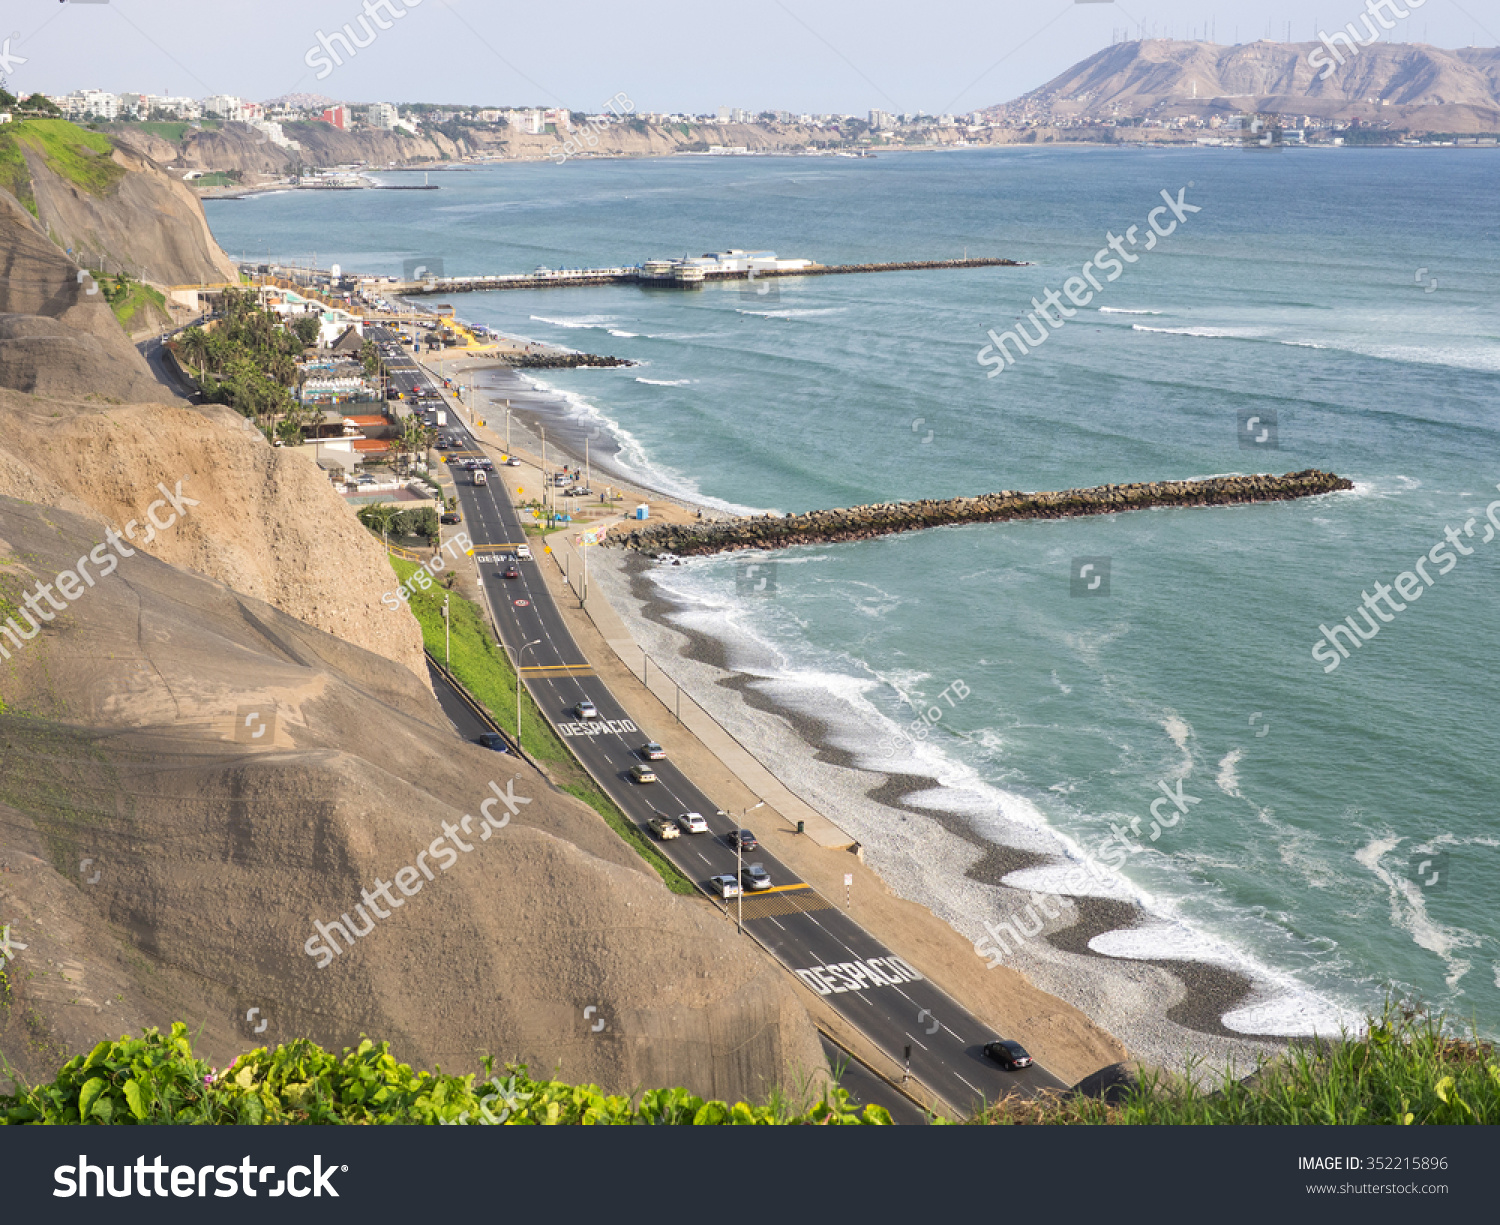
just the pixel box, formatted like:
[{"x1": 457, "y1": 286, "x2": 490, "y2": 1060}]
[
  {"x1": 476, "y1": 732, "x2": 510, "y2": 753},
  {"x1": 502, "y1": 562, "x2": 520, "y2": 579},
  {"x1": 983, "y1": 1040, "x2": 1033, "y2": 1070},
  {"x1": 727, "y1": 829, "x2": 759, "y2": 852}
]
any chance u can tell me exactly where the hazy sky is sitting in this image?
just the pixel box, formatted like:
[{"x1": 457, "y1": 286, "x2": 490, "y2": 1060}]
[{"x1": 6, "y1": 0, "x2": 1495, "y2": 114}]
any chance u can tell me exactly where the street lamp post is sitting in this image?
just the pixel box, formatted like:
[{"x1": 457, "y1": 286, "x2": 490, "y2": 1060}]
[
  {"x1": 512, "y1": 638, "x2": 541, "y2": 753},
  {"x1": 443, "y1": 594, "x2": 450, "y2": 668},
  {"x1": 737, "y1": 799, "x2": 766, "y2": 934}
]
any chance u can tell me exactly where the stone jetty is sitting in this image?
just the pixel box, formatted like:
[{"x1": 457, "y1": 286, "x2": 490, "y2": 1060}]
[{"x1": 610, "y1": 470, "x2": 1354, "y2": 557}]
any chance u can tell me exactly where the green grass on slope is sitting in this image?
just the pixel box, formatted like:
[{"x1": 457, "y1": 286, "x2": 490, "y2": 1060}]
[
  {"x1": 3, "y1": 119, "x2": 127, "y2": 198},
  {"x1": 0, "y1": 1025, "x2": 890, "y2": 1125},
  {"x1": 973, "y1": 1006, "x2": 1500, "y2": 1125},
  {"x1": 110, "y1": 281, "x2": 167, "y2": 329},
  {"x1": 387, "y1": 554, "x2": 693, "y2": 893}
]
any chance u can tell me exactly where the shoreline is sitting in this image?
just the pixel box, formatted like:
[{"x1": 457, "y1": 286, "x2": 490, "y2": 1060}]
[{"x1": 432, "y1": 345, "x2": 1295, "y2": 1076}]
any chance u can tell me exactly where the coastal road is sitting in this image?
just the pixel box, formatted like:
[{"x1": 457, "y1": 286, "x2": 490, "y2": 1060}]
[{"x1": 370, "y1": 325, "x2": 1064, "y2": 1114}]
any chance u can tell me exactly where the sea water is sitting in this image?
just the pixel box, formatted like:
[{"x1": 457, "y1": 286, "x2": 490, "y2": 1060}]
[{"x1": 206, "y1": 146, "x2": 1500, "y2": 1038}]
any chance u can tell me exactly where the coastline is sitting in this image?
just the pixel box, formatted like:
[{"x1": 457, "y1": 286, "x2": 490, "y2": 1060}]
[{"x1": 432, "y1": 344, "x2": 1294, "y2": 1077}]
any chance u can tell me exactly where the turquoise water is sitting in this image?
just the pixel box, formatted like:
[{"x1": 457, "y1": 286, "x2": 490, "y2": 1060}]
[{"x1": 206, "y1": 148, "x2": 1500, "y2": 1035}]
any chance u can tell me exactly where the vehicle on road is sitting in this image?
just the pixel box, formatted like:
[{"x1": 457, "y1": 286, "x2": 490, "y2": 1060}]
[
  {"x1": 463, "y1": 460, "x2": 477, "y2": 470},
  {"x1": 502, "y1": 561, "x2": 520, "y2": 579},
  {"x1": 639, "y1": 742, "x2": 666, "y2": 761},
  {"x1": 435, "y1": 410, "x2": 447, "y2": 426},
  {"x1": 647, "y1": 816, "x2": 680, "y2": 840},
  {"x1": 708, "y1": 874, "x2": 742, "y2": 899},
  {"x1": 573, "y1": 700, "x2": 598, "y2": 720},
  {"x1": 515, "y1": 543, "x2": 532, "y2": 560},
  {"x1": 628, "y1": 764, "x2": 658, "y2": 784},
  {"x1": 475, "y1": 732, "x2": 510, "y2": 753},
  {"x1": 479, "y1": 458, "x2": 495, "y2": 470},
  {"x1": 675, "y1": 812, "x2": 708, "y2": 835},
  {"x1": 474, "y1": 470, "x2": 488, "y2": 486},
  {"x1": 727, "y1": 829, "x2": 759, "y2": 852},
  {"x1": 441, "y1": 509, "x2": 462, "y2": 524},
  {"x1": 740, "y1": 863, "x2": 771, "y2": 891},
  {"x1": 983, "y1": 1040, "x2": 1033, "y2": 1070},
  {"x1": 505, "y1": 456, "x2": 521, "y2": 467}
]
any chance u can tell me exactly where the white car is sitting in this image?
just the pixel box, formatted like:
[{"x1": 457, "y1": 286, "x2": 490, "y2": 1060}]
[
  {"x1": 708, "y1": 874, "x2": 742, "y2": 899},
  {"x1": 516, "y1": 543, "x2": 532, "y2": 560},
  {"x1": 675, "y1": 812, "x2": 708, "y2": 835}
]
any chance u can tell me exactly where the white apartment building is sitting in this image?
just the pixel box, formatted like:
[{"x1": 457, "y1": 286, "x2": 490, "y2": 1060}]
[
  {"x1": 51, "y1": 90, "x2": 121, "y2": 121},
  {"x1": 365, "y1": 102, "x2": 400, "y2": 129},
  {"x1": 144, "y1": 95, "x2": 202, "y2": 119},
  {"x1": 201, "y1": 95, "x2": 263, "y2": 123}
]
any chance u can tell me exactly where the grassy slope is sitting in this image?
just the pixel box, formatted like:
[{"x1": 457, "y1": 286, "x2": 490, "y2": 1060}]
[
  {"x1": 387, "y1": 554, "x2": 693, "y2": 893},
  {"x1": 110, "y1": 282, "x2": 167, "y2": 329},
  {"x1": 0, "y1": 118, "x2": 128, "y2": 217}
]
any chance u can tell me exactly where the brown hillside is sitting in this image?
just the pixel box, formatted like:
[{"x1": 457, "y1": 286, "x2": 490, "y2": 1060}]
[
  {"x1": 991, "y1": 39, "x2": 1500, "y2": 131},
  {"x1": 0, "y1": 494, "x2": 825, "y2": 1098}
]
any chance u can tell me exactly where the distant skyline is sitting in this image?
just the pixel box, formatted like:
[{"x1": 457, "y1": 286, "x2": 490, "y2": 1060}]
[{"x1": 4, "y1": 0, "x2": 1494, "y2": 115}]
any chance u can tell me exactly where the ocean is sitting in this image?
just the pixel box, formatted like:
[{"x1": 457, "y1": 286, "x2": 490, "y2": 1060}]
[{"x1": 205, "y1": 146, "x2": 1500, "y2": 1054}]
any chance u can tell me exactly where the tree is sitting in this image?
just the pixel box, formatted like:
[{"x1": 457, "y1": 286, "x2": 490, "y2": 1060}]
[
  {"x1": 291, "y1": 314, "x2": 320, "y2": 347},
  {"x1": 358, "y1": 503, "x2": 399, "y2": 540}
]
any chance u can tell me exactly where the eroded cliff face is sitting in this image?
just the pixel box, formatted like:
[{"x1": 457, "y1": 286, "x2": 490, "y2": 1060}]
[
  {"x1": 0, "y1": 496, "x2": 825, "y2": 1099},
  {"x1": 23, "y1": 139, "x2": 240, "y2": 285},
  {"x1": 0, "y1": 189, "x2": 168, "y2": 404}
]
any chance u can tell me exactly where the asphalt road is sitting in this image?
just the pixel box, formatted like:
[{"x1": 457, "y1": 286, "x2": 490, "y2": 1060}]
[{"x1": 371, "y1": 324, "x2": 1066, "y2": 1115}]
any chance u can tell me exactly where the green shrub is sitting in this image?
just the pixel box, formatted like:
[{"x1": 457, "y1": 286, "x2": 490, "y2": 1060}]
[{"x1": 0, "y1": 1025, "x2": 891, "y2": 1125}]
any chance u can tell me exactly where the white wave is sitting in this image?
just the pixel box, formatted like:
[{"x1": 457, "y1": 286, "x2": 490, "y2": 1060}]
[
  {"x1": 528, "y1": 314, "x2": 616, "y2": 329},
  {"x1": 607, "y1": 329, "x2": 639, "y2": 338},
  {"x1": 1216, "y1": 748, "x2": 1244, "y2": 799},
  {"x1": 517, "y1": 374, "x2": 763, "y2": 516},
  {"x1": 1354, "y1": 835, "x2": 1482, "y2": 974},
  {"x1": 1282, "y1": 339, "x2": 1329, "y2": 349},
  {"x1": 1162, "y1": 715, "x2": 1193, "y2": 752},
  {"x1": 1132, "y1": 324, "x2": 1244, "y2": 339},
  {"x1": 1089, "y1": 922, "x2": 1359, "y2": 1038},
  {"x1": 634, "y1": 377, "x2": 694, "y2": 386},
  {"x1": 1098, "y1": 307, "x2": 1162, "y2": 315},
  {"x1": 735, "y1": 307, "x2": 848, "y2": 319}
]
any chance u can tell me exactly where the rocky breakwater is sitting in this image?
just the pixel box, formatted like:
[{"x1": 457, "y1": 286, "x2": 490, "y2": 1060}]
[
  {"x1": 611, "y1": 470, "x2": 1355, "y2": 557},
  {"x1": 505, "y1": 352, "x2": 637, "y2": 369}
]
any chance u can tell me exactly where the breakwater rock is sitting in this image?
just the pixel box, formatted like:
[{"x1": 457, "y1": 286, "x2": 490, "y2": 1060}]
[
  {"x1": 610, "y1": 470, "x2": 1354, "y2": 557},
  {"x1": 505, "y1": 352, "x2": 637, "y2": 369}
]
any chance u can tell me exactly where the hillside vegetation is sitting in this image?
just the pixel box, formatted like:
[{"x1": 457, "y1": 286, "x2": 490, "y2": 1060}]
[
  {"x1": 0, "y1": 120, "x2": 127, "y2": 214},
  {"x1": 0, "y1": 1025, "x2": 889, "y2": 1125}
]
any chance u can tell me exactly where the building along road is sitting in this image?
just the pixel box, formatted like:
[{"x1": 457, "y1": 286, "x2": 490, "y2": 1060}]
[{"x1": 370, "y1": 324, "x2": 1066, "y2": 1115}]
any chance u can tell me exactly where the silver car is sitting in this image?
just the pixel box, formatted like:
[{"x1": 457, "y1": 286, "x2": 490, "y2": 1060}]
[{"x1": 675, "y1": 812, "x2": 708, "y2": 834}]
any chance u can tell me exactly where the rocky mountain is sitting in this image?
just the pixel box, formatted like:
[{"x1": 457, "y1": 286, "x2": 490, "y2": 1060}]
[{"x1": 989, "y1": 39, "x2": 1500, "y2": 132}]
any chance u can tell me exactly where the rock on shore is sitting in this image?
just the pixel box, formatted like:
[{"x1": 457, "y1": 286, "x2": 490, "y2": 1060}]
[{"x1": 610, "y1": 470, "x2": 1354, "y2": 556}]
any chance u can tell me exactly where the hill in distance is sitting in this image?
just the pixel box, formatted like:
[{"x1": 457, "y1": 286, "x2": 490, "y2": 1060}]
[{"x1": 987, "y1": 39, "x2": 1500, "y2": 133}]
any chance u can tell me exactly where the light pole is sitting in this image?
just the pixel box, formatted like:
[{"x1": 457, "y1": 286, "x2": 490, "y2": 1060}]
[
  {"x1": 737, "y1": 799, "x2": 766, "y2": 934},
  {"x1": 512, "y1": 638, "x2": 541, "y2": 752},
  {"x1": 443, "y1": 594, "x2": 450, "y2": 668}
]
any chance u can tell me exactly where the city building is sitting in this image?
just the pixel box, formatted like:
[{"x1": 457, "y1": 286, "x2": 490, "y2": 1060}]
[
  {"x1": 365, "y1": 102, "x2": 399, "y2": 129},
  {"x1": 320, "y1": 104, "x2": 353, "y2": 130}
]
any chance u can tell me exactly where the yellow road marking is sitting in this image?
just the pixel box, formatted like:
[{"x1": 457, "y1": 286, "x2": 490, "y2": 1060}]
[{"x1": 755, "y1": 883, "x2": 812, "y2": 895}]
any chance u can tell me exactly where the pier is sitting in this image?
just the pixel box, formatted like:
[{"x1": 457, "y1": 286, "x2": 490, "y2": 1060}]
[{"x1": 397, "y1": 256, "x2": 1021, "y2": 295}]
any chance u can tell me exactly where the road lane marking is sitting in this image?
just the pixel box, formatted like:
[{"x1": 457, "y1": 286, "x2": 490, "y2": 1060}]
[{"x1": 904, "y1": 1033, "x2": 929, "y2": 1052}]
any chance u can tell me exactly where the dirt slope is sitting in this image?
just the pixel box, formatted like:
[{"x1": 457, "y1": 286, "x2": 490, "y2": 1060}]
[{"x1": 0, "y1": 495, "x2": 825, "y2": 1099}]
